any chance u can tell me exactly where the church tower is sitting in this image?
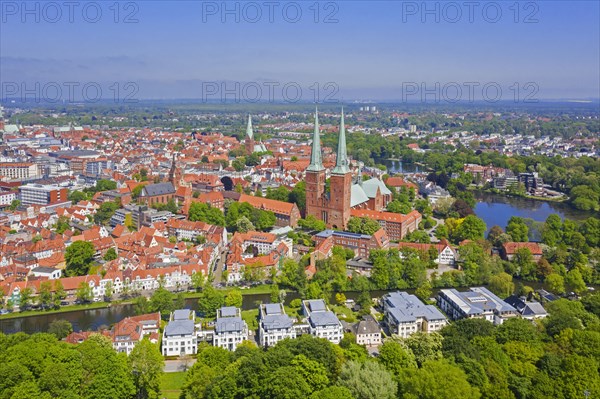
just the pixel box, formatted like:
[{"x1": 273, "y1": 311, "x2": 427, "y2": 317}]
[
  {"x1": 305, "y1": 109, "x2": 328, "y2": 223},
  {"x1": 328, "y1": 108, "x2": 352, "y2": 229},
  {"x1": 244, "y1": 115, "x2": 255, "y2": 155},
  {"x1": 0, "y1": 105, "x2": 5, "y2": 132},
  {"x1": 169, "y1": 153, "x2": 182, "y2": 189}
]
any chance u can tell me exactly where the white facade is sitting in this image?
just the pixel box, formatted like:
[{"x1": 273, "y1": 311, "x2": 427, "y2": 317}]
[
  {"x1": 162, "y1": 310, "x2": 198, "y2": 356},
  {"x1": 213, "y1": 307, "x2": 248, "y2": 351},
  {"x1": 383, "y1": 292, "x2": 447, "y2": 338},
  {"x1": 356, "y1": 331, "x2": 381, "y2": 346},
  {"x1": 30, "y1": 267, "x2": 62, "y2": 280},
  {"x1": 19, "y1": 184, "x2": 65, "y2": 205},
  {"x1": 0, "y1": 191, "x2": 16, "y2": 206},
  {"x1": 0, "y1": 163, "x2": 40, "y2": 181},
  {"x1": 437, "y1": 246, "x2": 457, "y2": 265},
  {"x1": 258, "y1": 303, "x2": 296, "y2": 347},
  {"x1": 353, "y1": 317, "x2": 382, "y2": 347},
  {"x1": 437, "y1": 287, "x2": 518, "y2": 326},
  {"x1": 302, "y1": 300, "x2": 343, "y2": 344}
]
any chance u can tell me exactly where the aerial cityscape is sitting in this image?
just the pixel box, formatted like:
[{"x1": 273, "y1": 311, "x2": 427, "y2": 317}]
[{"x1": 0, "y1": 1, "x2": 599, "y2": 399}]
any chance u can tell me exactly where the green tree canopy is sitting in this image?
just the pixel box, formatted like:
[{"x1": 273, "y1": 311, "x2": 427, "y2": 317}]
[
  {"x1": 347, "y1": 217, "x2": 381, "y2": 235},
  {"x1": 129, "y1": 338, "x2": 164, "y2": 399},
  {"x1": 65, "y1": 241, "x2": 96, "y2": 276},
  {"x1": 338, "y1": 360, "x2": 397, "y2": 399},
  {"x1": 398, "y1": 359, "x2": 481, "y2": 399}
]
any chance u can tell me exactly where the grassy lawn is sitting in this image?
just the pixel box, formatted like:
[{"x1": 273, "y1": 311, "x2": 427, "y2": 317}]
[
  {"x1": 184, "y1": 284, "x2": 275, "y2": 299},
  {"x1": 241, "y1": 309, "x2": 259, "y2": 330},
  {"x1": 284, "y1": 305, "x2": 303, "y2": 321},
  {"x1": 331, "y1": 305, "x2": 358, "y2": 323},
  {"x1": 160, "y1": 371, "x2": 186, "y2": 399}
]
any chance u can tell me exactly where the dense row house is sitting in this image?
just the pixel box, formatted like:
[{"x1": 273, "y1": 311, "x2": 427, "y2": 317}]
[
  {"x1": 0, "y1": 112, "x2": 536, "y2": 318},
  {"x1": 225, "y1": 230, "x2": 293, "y2": 283}
]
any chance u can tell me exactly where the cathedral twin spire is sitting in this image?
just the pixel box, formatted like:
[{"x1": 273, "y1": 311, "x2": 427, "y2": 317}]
[
  {"x1": 307, "y1": 108, "x2": 324, "y2": 171},
  {"x1": 308, "y1": 108, "x2": 349, "y2": 174},
  {"x1": 246, "y1": 114, "x2": 254, "y2": 140}
]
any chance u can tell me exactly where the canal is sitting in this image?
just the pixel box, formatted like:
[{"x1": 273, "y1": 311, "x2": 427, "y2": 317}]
[{"x1": 0, "y1": 290, "x2": 389, "y2": 334}]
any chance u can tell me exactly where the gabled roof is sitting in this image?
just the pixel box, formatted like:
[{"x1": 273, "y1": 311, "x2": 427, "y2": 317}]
[
  {"x1": 142, "y1": 182, "x2": 175, "y2": 197},
  {"x1": 502, "y1": 242, "x2": 543, "y2": 255},
  {"x1": 361, "y1": 178, "x2": 392, "y2": 197},
  {"x1": 350, "y1": 184, "x2": 370, "y2": 207},
  {"x1": 164, "y1": 319, "x2": 195, "y2": 336},
  {"x1": 353, "y1": 315, "x2": 381, "y2": 336},
  {"x1": 385, "y1": 176, "x2": 417, "y2": 189},
  {"x1": 238, "y1": 194, "x2": 296, "y2": 216}
]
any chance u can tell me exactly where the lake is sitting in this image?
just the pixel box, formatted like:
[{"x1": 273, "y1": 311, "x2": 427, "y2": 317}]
[
  {"x1": 474, "y1": 192, "x2": 596, "y2": 235},
  {"x1": 380, "y1": 159, "x2": 423, "y2": 174}
]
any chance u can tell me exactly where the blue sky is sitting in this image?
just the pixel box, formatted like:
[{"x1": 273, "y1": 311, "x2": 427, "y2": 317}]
[{"x1": 1, "y1": 1, "x2": 599, "y2": 101}]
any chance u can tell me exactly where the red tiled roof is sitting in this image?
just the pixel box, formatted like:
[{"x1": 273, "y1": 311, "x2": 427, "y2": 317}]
[
  {"x1": 502, "y1": 242, "x2": 543, "y2": 255},
  {"x1": 239, "y1": 194, "x2": 296, "y2": 216},
  {"x1": 350, "y1": 209, "x2": 421, "y2": 223},
  {"x1": 385, "y1": 176, "x2": 417, "y2": 189}
]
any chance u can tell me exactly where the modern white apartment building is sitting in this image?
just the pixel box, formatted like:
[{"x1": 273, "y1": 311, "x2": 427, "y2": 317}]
[
  {"x1": 19, "y1": 184, "x2": 68, "y2": 206},
  {"x1": 0, "y1": 162, "x2": 40, "y2": 181},
  {"x1": 0, "y1": 191, "x2": 16, "y2": 206},
  {"x1": 302, "y1": 299, "x2": 343, "y2": 344},
  {"x1": 382, "y1": 291, "x2": 447, "y2": 338},
  {"x1": 258, "y1": 303, "x2": 296, "y2": 347},
  {"x1": 213, "y1": 306, "x2": 248, "y2": 351},
  {"x1": 437, "y1": 287, "x2": 518, "y2": 325},
  {"x1": 162, "y1": 309, "x2": 198, "y2": 356}
]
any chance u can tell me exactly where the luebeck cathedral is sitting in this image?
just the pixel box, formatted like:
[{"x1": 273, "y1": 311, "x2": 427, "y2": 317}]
[{"x1": 306, "y1": 109, "x2": 392, "y2": 230}]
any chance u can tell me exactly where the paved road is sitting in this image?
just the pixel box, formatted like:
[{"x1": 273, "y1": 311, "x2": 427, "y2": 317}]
[
  {"x1": 212, "y1": 248, "x2": 228, "y2": 284},
  {"x1": 164, "y1": 358, "x2": 197, "y2": 373},
  {"x1": 426, "y1": 216, "x2": 442, "y2": 242}
]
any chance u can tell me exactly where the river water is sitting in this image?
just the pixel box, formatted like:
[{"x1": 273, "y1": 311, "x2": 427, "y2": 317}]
[
  {"x1": 382, "y1": 160, "x2": 421, "y2": 174},
  {"x1": 0, "y1": 290, "x2": 393, "y2": 334},
  {"x1": 474, "y1": 192, "x2": 596, "y2": 235}
]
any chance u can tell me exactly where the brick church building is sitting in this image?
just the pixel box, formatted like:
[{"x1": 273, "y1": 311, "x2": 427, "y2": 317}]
[
  {"x1": 306, "y1": 109, "x2": 395, "y2": 231},
  {"x1": 305, "y1": 110, "x2": 351, "y2": 229}
]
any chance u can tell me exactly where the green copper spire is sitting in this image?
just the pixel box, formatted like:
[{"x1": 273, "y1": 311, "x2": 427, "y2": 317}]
[
  {"x1": 307, "y1": 107, "x2": 324, "y2": 172},
  {"x1": 332, "y1": 108, "x2": 349, "y2": 175},
  {"x1": 246, "y1": 114, "x2": 254, "y2": 140}
]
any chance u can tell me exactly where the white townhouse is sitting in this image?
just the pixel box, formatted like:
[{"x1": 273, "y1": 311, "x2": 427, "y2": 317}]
[
  {"x1": 162, "y1": 309, "x2": 198, "y2": 356},
  {"x1": 95, "y1": 272, "x2": 125, "y2": 300},
  {"x1": 258, "y1": 303, "x2": 296, "y2": 347},
  {"x1": 30, "y1": 266, "x2": 62, "y2": 280},
  {"x1": 213, "y1": 306, "x2": 248, "y2": 351},
  {"x1": 352, "y1": 315, "x2": 382, "y2": 346},
  {"x1": 302, "y1": 299, "x2": 343, "y2": 344},
  {"x1": 382, "y1": 291, "x2": 447, "y2": 338},
  {"x1": 397, "y1": 239, "x2": 458, "y2": 267}
]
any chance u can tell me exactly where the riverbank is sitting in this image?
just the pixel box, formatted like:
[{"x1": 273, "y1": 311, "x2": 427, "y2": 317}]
[
  {"x1": 0, "y1": 284, "x2": 276, "y2": 321},
  {"x1": 473, "y1": 187, "x2": 569, "y2": 204},
  {"x1": 0, "y1": 301, "x2": 112, "y2": 321}
]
